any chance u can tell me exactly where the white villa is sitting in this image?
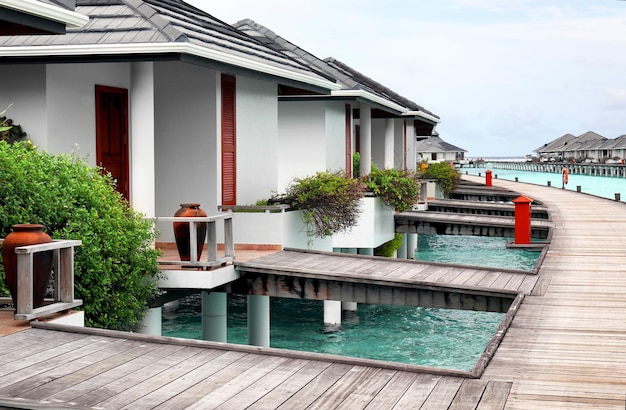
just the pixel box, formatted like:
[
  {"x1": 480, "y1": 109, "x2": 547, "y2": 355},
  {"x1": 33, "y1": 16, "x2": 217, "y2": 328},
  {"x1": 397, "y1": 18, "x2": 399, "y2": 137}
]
[
  {"x1": 534, "y1": 131, "x2": 626, "y2": 163},
  {"x1": 0, "y1": 0, "x2": 441, "y2": 339}
]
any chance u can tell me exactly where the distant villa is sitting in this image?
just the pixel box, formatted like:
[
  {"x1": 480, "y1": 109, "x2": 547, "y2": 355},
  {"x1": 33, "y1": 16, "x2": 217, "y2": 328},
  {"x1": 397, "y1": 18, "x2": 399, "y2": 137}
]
[
  {"x1": 534, "y1": 131, "x2": 626, "y2": 163},
  {"x1": 415, "y1": 132, "x2": 467, "y2": 163}
]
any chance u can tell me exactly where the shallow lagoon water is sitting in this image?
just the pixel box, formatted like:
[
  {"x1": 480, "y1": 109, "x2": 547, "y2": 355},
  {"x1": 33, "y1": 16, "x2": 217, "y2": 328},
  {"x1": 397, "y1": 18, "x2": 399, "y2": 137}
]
[
  {"x1": 463, "y1": 164, "x2": 625, "y2": 200},
  {"x1": 416, "y1": 234, "x2": 539, "y2": 271},
  {"x1": 162, "y1": 234, "x2": 539, "y2": 371},
  {"x1": 163, "y1": 294, "x2": 505, "y2": 371}
]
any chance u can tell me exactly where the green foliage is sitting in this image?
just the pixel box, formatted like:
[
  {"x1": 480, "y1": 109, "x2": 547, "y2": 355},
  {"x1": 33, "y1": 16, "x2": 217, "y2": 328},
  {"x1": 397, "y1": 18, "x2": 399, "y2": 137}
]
[
  {"x1": 0, "y1": 106, "x2": 27, "y2": 144},
  {"x1": 352, "y1": 152, "x2": 361, "y2": 178},
  {"x1": 0, "y1": 141, "x2": 160, "y2": 330},
  {"x1": 363, "y1": 164, "x2": 420, "y2": 212},
  {"x1": 374, "y1": 233, "x2": 403, "y2": 258},
  {"x1": 272, "y1": 171, "x2": 364, "y2": 238},
  {"x1": 421, "y1": 162, "x2": 461, "y2": 196}
]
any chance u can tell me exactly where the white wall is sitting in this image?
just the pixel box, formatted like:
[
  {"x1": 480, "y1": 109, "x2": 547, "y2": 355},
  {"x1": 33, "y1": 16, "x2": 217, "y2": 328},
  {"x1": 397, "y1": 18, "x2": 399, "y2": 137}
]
[
  {"x1": 236, "y1": 76, "x2": 278, "y2": 204},
  {"x1": 153, "y1": 61, "x2": 218, "y2": 242},
  {"x1": 394, "y1": 118, "x2": 404, "y2": 169},
  {"x1": 46, "y1": 63, "x2": 131, "y2": 159},
  {"x1": 277, "y1": 100, "x2": 326, "y2": 192},
  {"x1": 0, "y1": 65, "x2": 46, "y2": 147},
  {"x1": 324, "y1": 101, "x2": 345, "y2": 172},
  {"x1": 371, "y1": 118, "x2": 386, "y2": 168}
]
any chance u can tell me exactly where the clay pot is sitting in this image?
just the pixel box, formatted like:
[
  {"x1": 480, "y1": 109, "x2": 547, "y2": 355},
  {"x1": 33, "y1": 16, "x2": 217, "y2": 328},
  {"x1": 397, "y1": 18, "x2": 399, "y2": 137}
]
[
  {"x1": 173, "y1": 203, "x2": 207, "y2": 262},
  {"x1": 1, "y1": 224, "x2": 53, "y2": 309}
]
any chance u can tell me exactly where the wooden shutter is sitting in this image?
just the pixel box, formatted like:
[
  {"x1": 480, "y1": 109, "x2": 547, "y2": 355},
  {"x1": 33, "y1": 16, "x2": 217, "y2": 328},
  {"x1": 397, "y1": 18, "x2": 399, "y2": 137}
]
[{"x1": 221, "y1": 75, "x2": 236, "y2": 206}]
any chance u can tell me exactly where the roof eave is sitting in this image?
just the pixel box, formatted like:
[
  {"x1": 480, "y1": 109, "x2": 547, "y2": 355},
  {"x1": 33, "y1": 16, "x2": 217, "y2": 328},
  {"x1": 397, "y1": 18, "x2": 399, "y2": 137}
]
[
  {"x1": 0, "y1": 42, "x2": 341, "y2": 91},
  {"x1": 402, "y1": 110, "x2": 441, "y2": 124},
  {"x1": 0, "y1": 0, "x2": 89, "y2": 28}
]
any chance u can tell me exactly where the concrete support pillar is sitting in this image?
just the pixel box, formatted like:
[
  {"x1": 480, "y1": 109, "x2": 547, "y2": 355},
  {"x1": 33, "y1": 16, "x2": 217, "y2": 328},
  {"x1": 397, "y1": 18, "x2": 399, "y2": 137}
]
[
  {"x1": 137, "y1": 306, "x2": 161, "y2": 336},
  {"x1": 130, "y1": 62, "x2": 155, "y2": 216},
  {"x1": 201, "y1": 291, "x2": 227, "y2": 342},
  {"x1": 397, "y1": 233, "x2": 408, "y2": 259},
  {"x1": 324, "y1": 300, "x2": 342, "y2": 331},
  {"x1": 359, "y1": 104, "x2": 372, "y2": 177},
  {"x1": 384, "y1": 118, "x2": 394, "y2": 169},
  {"x1": 406, "y1": 233, "x2": 417, "y2": 259},
  {"x1": 247, "y1": 295, "x2": 270, "y2": 347},
  {"x1": 342, "y1": 301, "x2": 357, "y2": 311}
]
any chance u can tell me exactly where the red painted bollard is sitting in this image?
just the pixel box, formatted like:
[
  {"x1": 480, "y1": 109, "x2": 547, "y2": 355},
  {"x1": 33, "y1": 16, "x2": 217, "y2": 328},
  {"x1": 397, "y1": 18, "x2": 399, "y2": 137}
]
[
  {"x1": 512, "y1": 195, "x2": 533, "y2": 244},
  {"x1": 485, "y1": 170, "x2": 492, "y2": 187}
]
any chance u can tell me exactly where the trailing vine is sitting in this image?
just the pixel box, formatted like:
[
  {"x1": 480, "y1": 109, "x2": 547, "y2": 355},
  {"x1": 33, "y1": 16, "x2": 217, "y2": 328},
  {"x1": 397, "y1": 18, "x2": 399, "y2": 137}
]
[{"x1": 270, "y1": 171, "x2": 364, "y2": 238}]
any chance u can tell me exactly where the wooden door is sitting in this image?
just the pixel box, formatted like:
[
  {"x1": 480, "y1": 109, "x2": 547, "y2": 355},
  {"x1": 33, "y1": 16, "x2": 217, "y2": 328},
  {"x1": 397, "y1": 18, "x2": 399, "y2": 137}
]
[
  {"x1": 221, "y1": 75, "x2": 236, "y2": 206},
  {"x1": 95, "y1": 85, "x2": 129, "y2": 200}
]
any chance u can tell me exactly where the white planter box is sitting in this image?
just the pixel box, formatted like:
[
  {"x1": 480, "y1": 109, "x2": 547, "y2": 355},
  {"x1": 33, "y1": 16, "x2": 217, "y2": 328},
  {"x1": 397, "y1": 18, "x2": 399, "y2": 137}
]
[{"x1": 220, "y1": 197, "x2": 395, "y2": 252}]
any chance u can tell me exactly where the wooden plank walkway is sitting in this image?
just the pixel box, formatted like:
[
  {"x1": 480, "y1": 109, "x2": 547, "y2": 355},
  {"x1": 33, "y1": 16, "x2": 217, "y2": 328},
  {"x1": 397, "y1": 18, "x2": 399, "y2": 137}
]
[
  {"x1": 0, "y1": 175, "x2": 624, "y2": 408},
  {"x1": 234, "y1": 248, "x2": 541, "y2": 297}
]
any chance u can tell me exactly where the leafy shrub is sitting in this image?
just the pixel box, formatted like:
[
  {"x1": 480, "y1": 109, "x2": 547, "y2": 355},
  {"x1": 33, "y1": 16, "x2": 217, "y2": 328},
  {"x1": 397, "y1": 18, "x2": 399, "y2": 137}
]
[
  {"x1": 363, "y1": 164, "x2": 420, "y2": 212},
  {"x1": 353, "y1": 152, "x2": 361, "y2": 178},
  {"x1": 374, "y1": 233, "x2": 403, "y2": 257},
  {"x1": 421, "y1": 162, "x2": 461, "y2": 196},
  {"x1": 0, "y1": 141, "x2": 160, "y2": 330},
  {"x1": 0, "y1": 106, "x2": 27, "y2": 144},
  {"x1": 271, "y1": 171, "x2": 364, "y2": 238}
]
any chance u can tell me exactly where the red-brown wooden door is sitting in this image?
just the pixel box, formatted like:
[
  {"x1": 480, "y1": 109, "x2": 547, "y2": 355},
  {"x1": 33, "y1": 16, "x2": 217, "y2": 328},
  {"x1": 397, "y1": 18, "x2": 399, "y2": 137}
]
[
  {"x1": 95, "y1": 85, "x2": 129, "y2": 200},
  {"x1": 221, "y1": 75, "x2": 236, "y2": 206}
]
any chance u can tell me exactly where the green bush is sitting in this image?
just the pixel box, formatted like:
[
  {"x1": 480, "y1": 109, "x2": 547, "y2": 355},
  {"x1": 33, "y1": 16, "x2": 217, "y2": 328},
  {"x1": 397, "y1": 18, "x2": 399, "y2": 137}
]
[
  {"x1": 271, "y1": 171, "x2": 364, "y2": 238},
  {"x1": 422, "y1": 162, "x2": 461, "y2": 196},
  {"x1": 0, "y1": 141, "x2": 160, "y2": 330},
  {"x1": 374, "y1": 233, "x2": 403, "y2": 257},
  {"x1": 363, "y1": 164, "x2": 420, "y2": 212}
]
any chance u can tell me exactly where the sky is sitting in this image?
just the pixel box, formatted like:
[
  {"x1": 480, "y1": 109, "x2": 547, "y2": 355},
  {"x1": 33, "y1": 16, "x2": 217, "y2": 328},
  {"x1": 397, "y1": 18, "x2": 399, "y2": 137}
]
[{"x1": 184, "y1": 0, "x2": 626, "y2": 158}]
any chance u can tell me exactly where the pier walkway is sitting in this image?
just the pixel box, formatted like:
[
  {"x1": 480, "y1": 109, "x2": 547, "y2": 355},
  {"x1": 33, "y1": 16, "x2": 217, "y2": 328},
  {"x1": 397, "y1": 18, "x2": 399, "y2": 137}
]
[{"x1": 0, "y1": 175, "x2": 625, "y2": 408}]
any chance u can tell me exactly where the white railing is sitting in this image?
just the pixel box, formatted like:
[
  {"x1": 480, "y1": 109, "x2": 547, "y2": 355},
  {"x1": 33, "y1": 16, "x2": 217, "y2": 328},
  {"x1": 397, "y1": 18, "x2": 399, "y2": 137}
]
[
  {"x1": 152, "y1": 212, "x2": 234, "y2": 269},
  {"x1": 0, "y1": 239, "x2": 83, "y2": 320}
]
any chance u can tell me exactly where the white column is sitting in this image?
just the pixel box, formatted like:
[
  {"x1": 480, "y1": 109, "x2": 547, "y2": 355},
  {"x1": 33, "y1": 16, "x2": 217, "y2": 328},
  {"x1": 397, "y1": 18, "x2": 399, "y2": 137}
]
[
  {"x1": 359, "y1": 104, "x2": 372, "y2": 177},
  {"x1": 397, "y1": 233, "x2": 408, "y2": 259},
  {"x1": 405, "y1": 120, "x2": 416, "y2": 171},
  {"x1": 130, "y1": 62, "x2": 155, "y2": 216},
  {"x1": 406, "y1": 233, "x2": 417, "y2": 259},
  {"x1": 384, "y1": 118, "x2": 394, "y2": 169},
  {"x1": 324, "y1": 300, "x2": 342, "y2": 331},
  {"x1": 201, "y1": 291, "x2": 227, "y2": 342},
  {"x1": 137, "y1": 306, "x2": 161, "y2": 336},
  {"x1": 248, "y1": 295, "x2": 270, "y2": 347}
]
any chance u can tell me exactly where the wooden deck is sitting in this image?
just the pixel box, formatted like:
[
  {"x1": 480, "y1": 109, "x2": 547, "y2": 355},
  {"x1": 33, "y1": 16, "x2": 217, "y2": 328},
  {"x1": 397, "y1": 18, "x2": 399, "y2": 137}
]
[{"x1": 0, "y1": 175, "x2": 625, "y2": 408}]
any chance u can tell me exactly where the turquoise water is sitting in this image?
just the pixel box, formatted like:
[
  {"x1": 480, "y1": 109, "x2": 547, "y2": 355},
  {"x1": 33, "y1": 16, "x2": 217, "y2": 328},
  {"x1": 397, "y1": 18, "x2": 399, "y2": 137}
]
[
  {"x1": 416, "y1": 234, "x2": 539, "y2": 271},
  {"x1": 163, "y1": 169, "x2": 562, "y2": 371},
  {"x1": 162, "y1": 294, "x2": 504, "y2": 371},
  {"x1": 463, "y1": 164, "x2": 625, "y2": 200},
  {"x1": 162, "y1": 234, "x2": 533, "y2": 371}
]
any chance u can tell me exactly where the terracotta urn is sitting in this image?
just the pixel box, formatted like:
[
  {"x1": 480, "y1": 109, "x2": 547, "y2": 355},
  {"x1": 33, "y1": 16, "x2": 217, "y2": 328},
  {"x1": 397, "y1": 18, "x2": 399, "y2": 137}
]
[
  {"x1": 1, "y1": 224, "x2": 53, "y2": 309},
  {"x1": 173, "y1": 203, "x2": 208, "y2": 262}
]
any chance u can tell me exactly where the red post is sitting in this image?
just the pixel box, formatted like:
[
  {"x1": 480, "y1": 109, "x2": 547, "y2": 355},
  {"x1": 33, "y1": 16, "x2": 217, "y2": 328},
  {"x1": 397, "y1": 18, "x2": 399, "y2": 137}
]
[
  {"x1": 512, "y1": 195, "x2": 533, "y2": 244},
  {"x1": 485, "y1": 170, "x2": 492, "y2": 187}
]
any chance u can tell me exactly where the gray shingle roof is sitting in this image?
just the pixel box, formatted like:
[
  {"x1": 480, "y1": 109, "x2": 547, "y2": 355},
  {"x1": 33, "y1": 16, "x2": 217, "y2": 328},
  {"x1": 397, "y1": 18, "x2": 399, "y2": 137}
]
[
  {"x1": 0, "y1": 0, "x2": 334, "y2": 88},
  {"x1": 233, "y1": 18, "x2": 439, "y2": 119},
  {"x1": 415, "y1": 135, "x2": 466, "y2": 153}
]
